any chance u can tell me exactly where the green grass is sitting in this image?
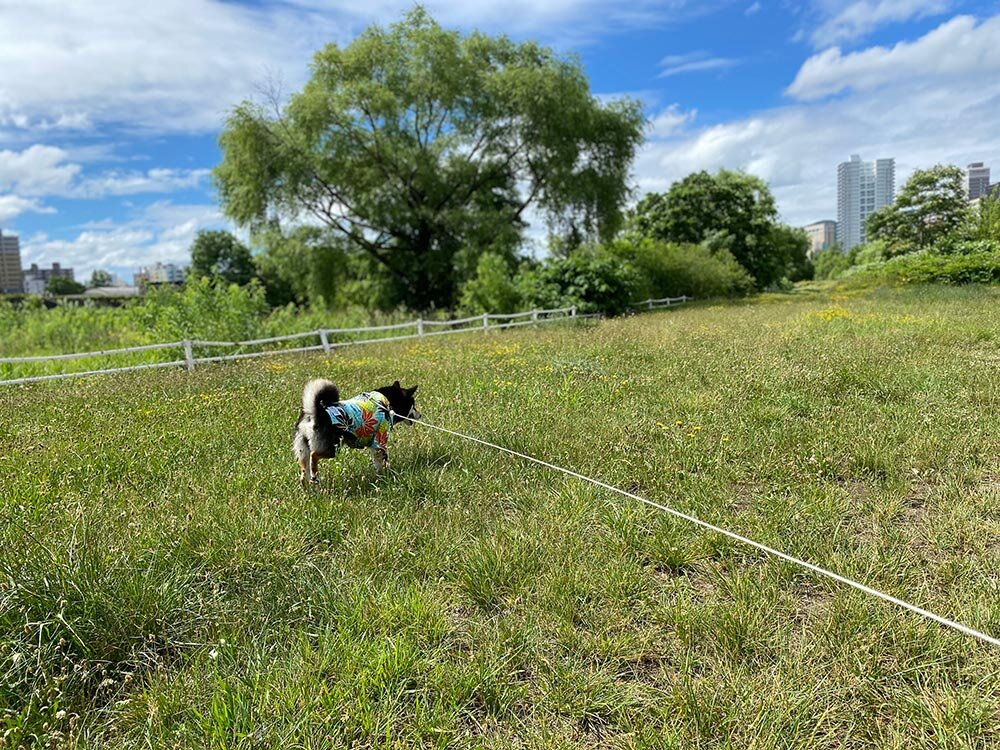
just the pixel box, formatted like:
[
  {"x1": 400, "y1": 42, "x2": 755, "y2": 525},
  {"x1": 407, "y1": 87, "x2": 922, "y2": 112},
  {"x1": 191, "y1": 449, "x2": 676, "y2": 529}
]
[{"x1": 2, "y1": 284, "x2": 999, "y2": 748}]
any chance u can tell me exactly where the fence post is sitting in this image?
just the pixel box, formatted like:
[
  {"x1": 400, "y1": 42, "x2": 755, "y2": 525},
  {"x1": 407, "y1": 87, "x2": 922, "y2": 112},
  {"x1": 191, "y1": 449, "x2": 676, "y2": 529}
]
[
  {"x1": 531, "y1": 309, "x2": 538, "y2": 324},
  {"x1": 647, "y1": 299, "x2": 653, "y2": 310},
  {"x1": 482, "y1": 312, "x2": 489, "y2": 332},
  {"x1": 183, "y1": 340, "x2": 194, "y2": 372},
  {"x1": 319, "y1": 329, "x2": 331, "y2": 354},
  {"x1": 570, "y1": 305, "x2": 577, "y2": 319},
  {"x1": 417, "y1": 318, "x2": 424, "y2": 338}
]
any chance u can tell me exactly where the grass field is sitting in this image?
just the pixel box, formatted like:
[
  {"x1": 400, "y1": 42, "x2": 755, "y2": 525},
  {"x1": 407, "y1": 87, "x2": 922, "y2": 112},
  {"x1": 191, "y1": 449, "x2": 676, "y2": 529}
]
[{"x1": 2, "y1": 284, "x2": 999, "y2": 748}]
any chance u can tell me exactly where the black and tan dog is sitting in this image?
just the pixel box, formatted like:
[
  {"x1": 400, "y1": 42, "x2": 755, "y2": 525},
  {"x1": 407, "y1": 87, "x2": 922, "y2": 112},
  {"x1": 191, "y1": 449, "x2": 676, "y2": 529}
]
[{"x1": 293, "y1": 379, "x2": 420, "y2": 486}]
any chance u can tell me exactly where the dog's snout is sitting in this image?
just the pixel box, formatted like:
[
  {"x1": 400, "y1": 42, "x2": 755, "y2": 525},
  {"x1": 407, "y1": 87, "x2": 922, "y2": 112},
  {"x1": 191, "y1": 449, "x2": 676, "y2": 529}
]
[{"x1": 409, "y1": 407, "x2": 422, "y2": 421}]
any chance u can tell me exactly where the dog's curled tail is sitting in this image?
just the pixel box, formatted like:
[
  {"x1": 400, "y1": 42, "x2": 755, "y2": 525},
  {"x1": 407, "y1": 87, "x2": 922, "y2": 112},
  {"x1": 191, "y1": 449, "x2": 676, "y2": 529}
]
[{"x1": 302, "y1": 379, "x2": 340, "y2": 415}]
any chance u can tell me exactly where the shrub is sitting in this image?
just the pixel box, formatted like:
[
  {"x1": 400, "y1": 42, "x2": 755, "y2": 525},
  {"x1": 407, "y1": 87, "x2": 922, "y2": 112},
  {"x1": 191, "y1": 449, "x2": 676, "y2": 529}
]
[
  {"x1": 458, "y1": 253, "x2": 523, "y2": 314},
  {"x1": 933, "y1": 238, "x2": 1000, "y2": 256},
  {"x1": 848, "y1": 240, "x2": 889, "y2": 266},
  {"x1": 812, "y1": 248, "x2": 851, "y2": 280},
  {"x1": 519, "y1": 248, "x2": 640, "y2": 315},
  {"x1": 611, "y1": 240, "x2": 752, "y2": 299},
  {"x1": 132, "y1": 277, "x2": 270, "y2": 342},
  {"x1": 851, "y1": 250, "x2": 1000, "y2": 286}
]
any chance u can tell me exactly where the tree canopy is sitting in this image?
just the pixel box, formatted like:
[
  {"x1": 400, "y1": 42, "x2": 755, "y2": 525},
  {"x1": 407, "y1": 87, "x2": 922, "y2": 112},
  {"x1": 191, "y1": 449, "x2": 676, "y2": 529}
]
[
  {"x1": 253, "y1": 226, "x2": 351, "y2": 309},
  {"x1": 627, "y1": 170, "x2": 790, "y2": 288},
  {"x1": 46, "y1": 276, "x2": 85, "y2": 295},
  {"x1": 768, "y1": 224, "x2": 812, "y2": 282},
  {"x1": 189, "y1": 230, "x2": 256, "y2": 286},
  {"x1": 866, "y1": 164, "x2": 970, "y2": 253},
  {"x1": 214, "y1": 8, "x2": 645, "y2": 309},
  {"x1": 88, "y1": 269, "x2": 113, "y2": 288}
]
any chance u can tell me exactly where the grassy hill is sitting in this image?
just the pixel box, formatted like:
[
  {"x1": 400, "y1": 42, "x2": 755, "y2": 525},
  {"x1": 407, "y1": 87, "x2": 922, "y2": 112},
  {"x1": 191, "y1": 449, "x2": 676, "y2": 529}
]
[{"x1": 2, "y1": 285, "x2": 999, "y2": 748}]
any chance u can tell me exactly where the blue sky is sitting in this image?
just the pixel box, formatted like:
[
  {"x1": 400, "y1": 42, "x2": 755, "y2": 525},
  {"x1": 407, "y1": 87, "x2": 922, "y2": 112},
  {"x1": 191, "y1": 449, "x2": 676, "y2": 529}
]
[{"x1": 1, "y1": 0, "x2": 999, "y2": 282}]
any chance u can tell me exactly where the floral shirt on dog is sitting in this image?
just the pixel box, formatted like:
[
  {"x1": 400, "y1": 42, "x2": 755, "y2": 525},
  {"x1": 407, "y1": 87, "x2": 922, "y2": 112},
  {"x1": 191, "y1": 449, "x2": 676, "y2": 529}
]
[{"x1": 325, "y1": 391, "x2": 392, "y2": 453}]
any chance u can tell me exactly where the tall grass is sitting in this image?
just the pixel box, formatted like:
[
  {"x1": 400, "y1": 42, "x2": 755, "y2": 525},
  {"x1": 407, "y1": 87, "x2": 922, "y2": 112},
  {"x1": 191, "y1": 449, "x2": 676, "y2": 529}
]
[
  {"x1": 2, "y1": 284, "x2": 999, "y2": 747},
  {"x1": 0, "y1": 280, "x2": 414, "y2": 380}
]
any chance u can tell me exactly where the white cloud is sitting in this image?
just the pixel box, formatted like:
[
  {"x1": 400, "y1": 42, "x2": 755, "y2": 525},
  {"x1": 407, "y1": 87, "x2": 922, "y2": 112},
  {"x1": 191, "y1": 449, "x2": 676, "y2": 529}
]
[
  {"x1": 789, "y1": 15, "x2": 1000, "y2": 100},
  {"x1": 20, "y1": 201, "x2": 225, "y2": 282},
  {"x1": 0, "y1": 196, "x2": 56, "y2": 224},
  {"x1": 649, "y1": 105, "x2": 698, "y2": 138},
  {"x1": 22, "y1": 228, "x2": 156, "y2": 273},
  {"x1": 0, "y1": 0, "x2": 703, "y2": 137},
  {"x1": 0, "y1": 0, "x2": 335, "y2": 135},
  {"x1": 658, "y1": 51, "x2": 740, "y2": 78},
  {"x1": 0, "y1": 145, "x2": 80, "y2": 196},
  {"x1": 636, "y1": 14, "x2": 1000, "y2": 226},
  {"x1": 72, "y1": 168, "x2": 212, "y2": 199},
  {"x1": 809, "y1": 0, "x2": 951, "y2": 48},
  {"x1": 0, "y1": 144, "x2": 209, "y2": 199},
  {"x1": 745, "y1": 2, "x2": 762, "y2": 15}
]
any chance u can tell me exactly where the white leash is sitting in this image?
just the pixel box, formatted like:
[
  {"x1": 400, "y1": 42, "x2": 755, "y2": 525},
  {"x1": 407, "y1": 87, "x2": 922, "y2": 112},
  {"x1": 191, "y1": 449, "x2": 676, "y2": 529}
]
[{"x1": 393, "y1": 412, "x2": 1000, "y2": 649}]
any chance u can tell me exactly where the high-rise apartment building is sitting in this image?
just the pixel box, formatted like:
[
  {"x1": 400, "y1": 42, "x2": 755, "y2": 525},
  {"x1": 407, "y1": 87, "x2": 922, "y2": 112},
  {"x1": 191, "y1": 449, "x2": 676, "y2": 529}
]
[
  {"x1": 836, "y1": 155, "x2": 895, "y2": 251},
  {"x1": 966, "y1": 162, "x2": 990, "y2": 200},
  {"x1": 0, "y1": 230, "x2": 24, "y2": 294},
  {"x1": 803, "y1": 220, "x2": 837, "y2": 257}
]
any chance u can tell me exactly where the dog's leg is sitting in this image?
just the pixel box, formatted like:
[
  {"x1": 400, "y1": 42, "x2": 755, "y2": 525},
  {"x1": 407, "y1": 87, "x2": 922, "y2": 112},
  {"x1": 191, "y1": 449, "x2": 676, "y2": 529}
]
[
  {"x1": 370, "y1": 446, "x2": 389, "y2": 473},
  {"x1": 294, "y1": 433, "x2": 311, "y2": 489},
  {"x1": 309, "y1": 452, "x2": 321, "y2": 485},
  {"x1": 298, "y1": 455, "x2": 309, "y2": 489}
]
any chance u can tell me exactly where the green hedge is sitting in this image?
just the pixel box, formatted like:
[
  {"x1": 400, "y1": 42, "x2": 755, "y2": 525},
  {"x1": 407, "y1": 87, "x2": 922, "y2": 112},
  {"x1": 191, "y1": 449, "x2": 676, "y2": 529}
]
[{"x1": 853, "y1": 250, "x2": 1000, "y2": 285}]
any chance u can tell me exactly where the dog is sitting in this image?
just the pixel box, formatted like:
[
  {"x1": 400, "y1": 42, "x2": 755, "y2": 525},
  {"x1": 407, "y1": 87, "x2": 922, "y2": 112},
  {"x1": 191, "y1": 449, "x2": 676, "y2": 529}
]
[{"x1": 293, "y1": 378, "x2": 421, "y2": 487}]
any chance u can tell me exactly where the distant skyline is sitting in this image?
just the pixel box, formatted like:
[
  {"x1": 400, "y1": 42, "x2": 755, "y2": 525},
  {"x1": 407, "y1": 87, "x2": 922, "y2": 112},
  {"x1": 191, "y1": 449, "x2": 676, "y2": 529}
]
[{"x1": 1, "y1": 0, "x2": 999, "y2": 281}]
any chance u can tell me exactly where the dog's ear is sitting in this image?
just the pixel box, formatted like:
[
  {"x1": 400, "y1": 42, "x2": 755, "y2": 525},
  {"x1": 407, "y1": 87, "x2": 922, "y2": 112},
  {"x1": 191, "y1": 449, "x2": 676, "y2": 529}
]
[
  {"x1": 392, "y1": 380, "x2": 401, "y2": 389},
  {"x1": 406, "y1": 385, "x2": 418, "y2": 396}
]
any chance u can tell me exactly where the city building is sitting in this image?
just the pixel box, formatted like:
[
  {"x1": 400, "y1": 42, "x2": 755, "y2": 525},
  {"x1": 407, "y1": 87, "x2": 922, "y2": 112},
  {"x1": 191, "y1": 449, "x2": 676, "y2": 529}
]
[
  {"x1": 24, "y1": 276, "x2": 46, "y2": 295},
  {"x1": 135, "y1": 262, "x2": 186, "y2": 285},
  {"x1": 0, "y1": 230, "x2": 25, "y2": 294},
  {"x1": 836, "y1": 154, "x2": 895, "y2": 251},
  {"x1": 803, "y1": 220, "x2": 837, "y2": 257},
  {"x1": 966, "y1": 162, "x2": 990, "y2": 200},
  {"x1": 22, "y1": 262, "x2": 75, "y2": 294}
]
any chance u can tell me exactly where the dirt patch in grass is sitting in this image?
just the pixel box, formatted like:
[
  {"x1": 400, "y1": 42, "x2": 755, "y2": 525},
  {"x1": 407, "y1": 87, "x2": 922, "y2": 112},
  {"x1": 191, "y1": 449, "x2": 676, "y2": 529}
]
[{"x1": 728, "y1": 480, "x2": 766, "y2": 514}]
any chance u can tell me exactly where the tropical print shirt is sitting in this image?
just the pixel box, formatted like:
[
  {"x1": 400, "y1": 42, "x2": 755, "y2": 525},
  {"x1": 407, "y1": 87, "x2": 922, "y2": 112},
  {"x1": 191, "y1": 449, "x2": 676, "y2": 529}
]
[{"x1": 325, "y1": 391, "x2": 392, "y2": 453}]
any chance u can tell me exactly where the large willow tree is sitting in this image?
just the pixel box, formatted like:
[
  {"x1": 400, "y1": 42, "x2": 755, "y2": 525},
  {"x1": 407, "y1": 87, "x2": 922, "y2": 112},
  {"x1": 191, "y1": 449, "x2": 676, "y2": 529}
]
[{"x1": 214, "y1": 9, "x2": 645, "y2": 309}]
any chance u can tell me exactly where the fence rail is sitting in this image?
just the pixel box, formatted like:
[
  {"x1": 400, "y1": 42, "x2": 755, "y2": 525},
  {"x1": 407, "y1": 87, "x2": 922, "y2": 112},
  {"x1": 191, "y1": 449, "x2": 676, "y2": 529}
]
[
  {"x1": 1, "y1": 297, "x2": 692, "y2": 387},
  {"x1": 636, "y1": 295, "x2": 691, "y2": 310}
]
